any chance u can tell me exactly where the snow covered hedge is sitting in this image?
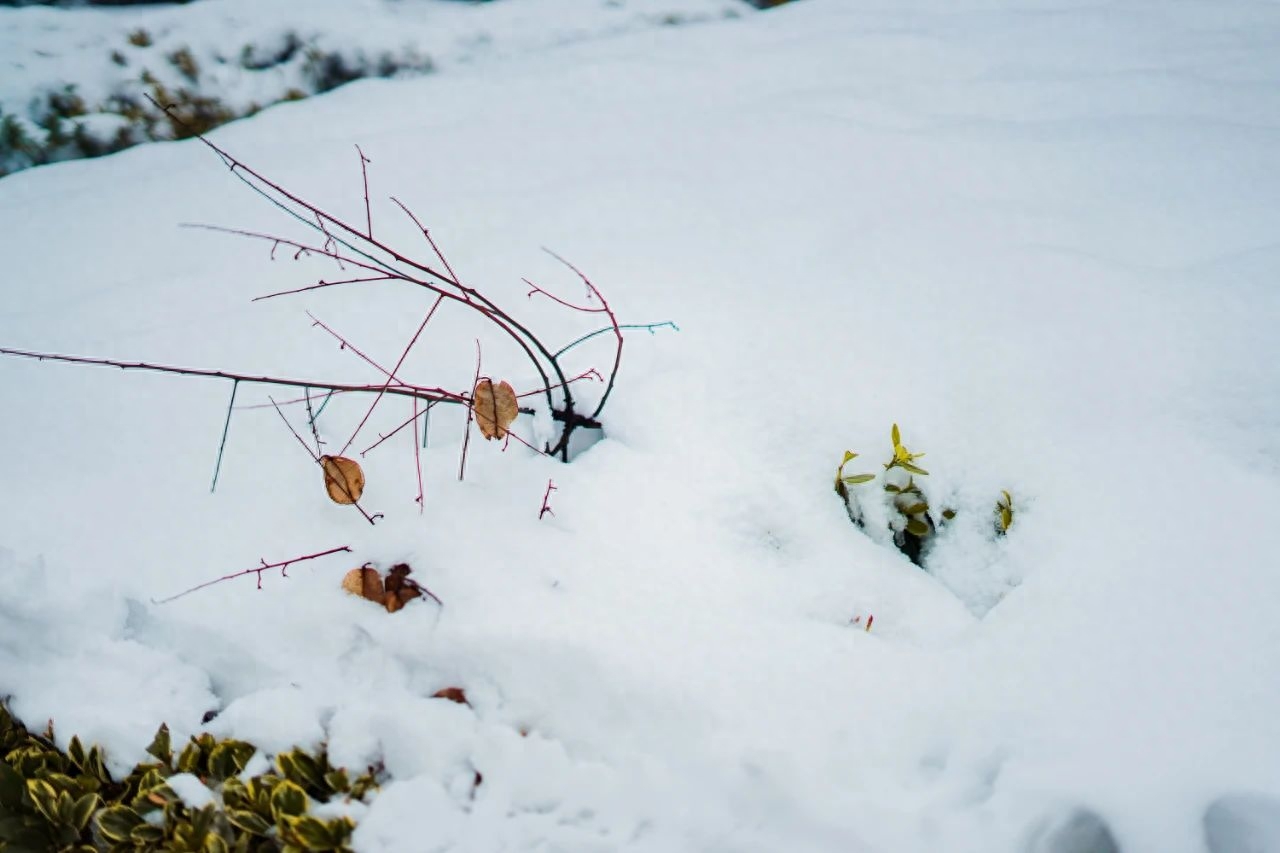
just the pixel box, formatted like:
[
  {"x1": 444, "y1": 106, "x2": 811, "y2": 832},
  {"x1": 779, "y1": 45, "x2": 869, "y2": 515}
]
[
  {"x1": 0, "y1": 0, "x2": 749, "y2": 176},
  {"x1": 0, "y1": 703, "x2": 379, "y2": 852}
]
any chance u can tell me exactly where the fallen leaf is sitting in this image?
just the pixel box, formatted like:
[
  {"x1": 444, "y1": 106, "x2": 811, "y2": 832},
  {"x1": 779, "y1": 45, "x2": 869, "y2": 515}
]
[
  {"x1": 432, "y1": 687, "x2": 468, "y2": 705},
  {"x1": 320, "y1": 455, "x2": 365, "y2": 504},
  {"x1": 341, "y1": 566, "x2": 384, "y2": 602},
  {"x1": 472, "y1": 379, "x2": 518, "y2": 440},
  {"x1": 384, "y1": 563, "x2": 412, "y2": 594},
  {"x1": 383, "y1": 590, "x2": 404, "y2": 613}
]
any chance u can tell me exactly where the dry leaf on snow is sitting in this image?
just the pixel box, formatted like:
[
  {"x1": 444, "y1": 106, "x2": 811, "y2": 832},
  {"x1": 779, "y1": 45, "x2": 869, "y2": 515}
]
[
  {"x1": 320, "y1": 455, "x2": 365, "y2": 504},
  {"x1": 472, "y1": 378, "x2": 518, "y2": 440},
  {"x1": 341, "y1": 562, "x2": 436, "y2": 614},
  {"x1": 432, "y1": 687, "x2": 469, "y2": 705},
  {"x1": 341, "y1": 566, "x2": 384, "y2": 602}
]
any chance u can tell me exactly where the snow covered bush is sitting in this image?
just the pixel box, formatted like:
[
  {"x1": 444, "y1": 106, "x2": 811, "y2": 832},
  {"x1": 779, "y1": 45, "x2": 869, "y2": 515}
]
[
  {"x1": 0, "y1": 0, "x2": 748, "y2": 177},
  {"x1": 0, "y1": 28, "x2": 433, "y2": 177},
  {"x1": 0, "y1": 703, "x2": 374, "y2": 852},
  {"x1": 0, "y1": 117, "x2": 657, "y2": 549}
]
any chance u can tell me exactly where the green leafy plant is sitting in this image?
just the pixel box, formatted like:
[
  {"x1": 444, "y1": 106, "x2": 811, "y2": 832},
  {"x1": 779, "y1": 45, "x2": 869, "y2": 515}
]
[
  {"x1": 0, "y1": 704, "x2": 376, "y2": 853},
  {"x1": 834, "y1": 424, "x2": 1018, "y2": 568},
  {"x1": 834, "y1": 424, "x2": 947, "y2": 566},
  {"x1": 995, "y1": 489, "x2": 1015, "y2": 534},
  {"x1": 833, "y1": 450, "x2": 875, "y2": 501}
]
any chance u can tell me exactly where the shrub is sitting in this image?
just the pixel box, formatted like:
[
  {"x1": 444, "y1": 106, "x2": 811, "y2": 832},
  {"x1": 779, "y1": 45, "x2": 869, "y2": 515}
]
[{"x1": 0, "y1": 703, "x2": 374, "y2": 852}]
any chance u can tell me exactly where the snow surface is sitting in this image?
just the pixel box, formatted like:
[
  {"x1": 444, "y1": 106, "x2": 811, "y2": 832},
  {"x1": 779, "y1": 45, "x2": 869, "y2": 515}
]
[{"x1": 2, "y1": 0, "x2": 1280, "y2": 851}]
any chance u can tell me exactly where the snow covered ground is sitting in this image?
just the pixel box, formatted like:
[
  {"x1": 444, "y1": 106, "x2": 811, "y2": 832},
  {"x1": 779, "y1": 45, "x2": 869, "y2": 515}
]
[{"x1": 3, "y1": 0, "x2": 1280, "y2": 850}]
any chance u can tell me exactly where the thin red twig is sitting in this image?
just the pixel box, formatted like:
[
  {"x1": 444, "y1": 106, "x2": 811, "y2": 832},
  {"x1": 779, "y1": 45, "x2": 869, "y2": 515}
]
[
  {"x1": 539, "y1": 479, "x2": 557, "y2": 519},
  {"x1": 361, "y1": 403, "x2": 428, "y2": 456},
  {"x1": 313, "y1": 211, "x2": 346, "y2": 271},
  {"x1": 356, "y1": 144, "x2": 372, "y2": 238},
  {"x1": 0, "y1": 346, "x2": 462, "y2": 407},
  {"x1": 544, "y1": 250, "x2": 623, "y2": 420},
  {"x1": 252, "y1": 275, "x2": 395, "y2": 303},
  {"x1": 339, "y1": 294, "x2": 446, "y2": 456},
  {"x1": 524, "y1": 277, "x2": 606, "y2": 313},
  {"x1": 153, "y1": 546, "x2": 352, "y2": 604},
  {"x1": 308, "y1": 312, "x2": 413, "y2": 388},
  {"x1": 390, "y1": 197, "x2": 463, "y2": 294},
  {"x1": 516, "y1": 368, "x2": 603, "y2": 399},
  {"x1": 500, "y1": 426, "x2": 550, "y2": 457}
]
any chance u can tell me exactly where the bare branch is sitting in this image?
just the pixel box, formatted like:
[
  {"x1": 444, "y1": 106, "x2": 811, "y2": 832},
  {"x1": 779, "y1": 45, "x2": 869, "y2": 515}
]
[
  {"x1": 0, "y1": 346, "x2": 464, "y2": 407},
  {"x1": 154, "y1": 545, "x2": 352, "y2": 604}
]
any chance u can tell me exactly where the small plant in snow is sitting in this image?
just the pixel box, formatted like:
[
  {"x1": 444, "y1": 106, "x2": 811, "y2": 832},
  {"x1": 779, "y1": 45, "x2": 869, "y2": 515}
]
[
  {"x1": 995, "y1": 489, "x2": 1015, "y2": 535},
  {"x1": 836, "y1": 424, "x2": 968, "y2": 566}
]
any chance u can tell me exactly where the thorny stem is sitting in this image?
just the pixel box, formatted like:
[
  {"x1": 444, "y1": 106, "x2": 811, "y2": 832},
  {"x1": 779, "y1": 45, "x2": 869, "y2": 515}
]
[
  {"x1": 308, "y1": 312, "x2": 416, "y2": 390},
  {"x1": 539, "y1": 479, "x2": 557, "y2": 519},
  {"x1": 153, "y1": 546, "x2": 352, "y2": 604},
  {"x1": 516, "y1": 368, "x2": 602, "y2": 399},
  {"x1": 252, "y1": 275, "x2": 395, "y2": 303},
  {"x1": 0, "y1": 346, "x2": 464, "y2": 408},
  {"x1": 304, "y1": 387, "x2": 323, "y2": 456},
  {"x1": 339, "y1": 294, "x2": 445, "y2": 457},
  {"x1": 544, "y1": 249, "x2": 623, "y2": 421},
  {"x1": 356, "y1": 144, "x2": 373, "y2": 238},
  {"x1": 361, "y1": 399, "x2": 439, "y2": 457},
  {"x1": 390, "y1": 197, "x2": 462, "y2": 288}
]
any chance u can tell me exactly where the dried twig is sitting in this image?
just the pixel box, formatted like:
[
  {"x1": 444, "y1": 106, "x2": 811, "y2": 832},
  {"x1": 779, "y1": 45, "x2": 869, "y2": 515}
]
[
  {"x1": 0, "y1": 346, "x2": 463, "y2": 408},
  {"x1": 539, "y1": 479, "x2": 557, "y2": 519},
  {"x1": 458, "y1": 340, "x2": 481, "y2": 481},
  {"x1": 154, "y1": 545, "x2": 352, "y2": 604}
]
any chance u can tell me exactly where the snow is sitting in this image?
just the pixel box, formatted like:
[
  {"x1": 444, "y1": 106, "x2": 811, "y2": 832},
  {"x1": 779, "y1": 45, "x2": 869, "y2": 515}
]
[{"x1": 2, "y1": 0, "x2": 1280, "y2": 851}]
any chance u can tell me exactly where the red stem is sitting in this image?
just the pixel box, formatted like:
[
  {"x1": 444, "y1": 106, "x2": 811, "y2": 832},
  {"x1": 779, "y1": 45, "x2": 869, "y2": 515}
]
[
  {"x1": 0, "y1": 346, "x2": 462, "y2": 407},
  {"x1": 253, "y1": 275, "x2": 395, "y2": 302},
  {"x1": 153, "y1": 546, "x2": 352, "y2": 604},
  {"x1": 539, "y1": 479, "x2": 557, "y2": 519},
  {"x1": 308, "y1": 312, "x2": 413, "y2": 389},
  {"x1": 544, "y1": 250, "x2": 623, "y2": 421},
  {"x1": 339, "y1": 294, "x2": 446, "y2": 457},
  {"x1": 356, "y1": 144, "x2": 372, "y2": 238}
]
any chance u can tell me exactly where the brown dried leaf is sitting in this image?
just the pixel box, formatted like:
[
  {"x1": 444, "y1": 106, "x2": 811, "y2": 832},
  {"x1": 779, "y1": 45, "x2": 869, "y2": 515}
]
[
  {"x1": 383, "y1": 591, "x2": 403, "y2": 613},
  {"x1": 472, "y1": 379, "x2": 519, "y2": 440},
  {"x1": 385, "y1": 563, "x2": 411, "y2": 593},
  {"x1": 341, "y1": 566, "x2": 384, "y2": 602},
  {"x1": 321, "y1": 455, "x2": 365, "y2": 504},
  {"x1": 432, "y1": 687, "x2": 469, "y2": 705}
]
